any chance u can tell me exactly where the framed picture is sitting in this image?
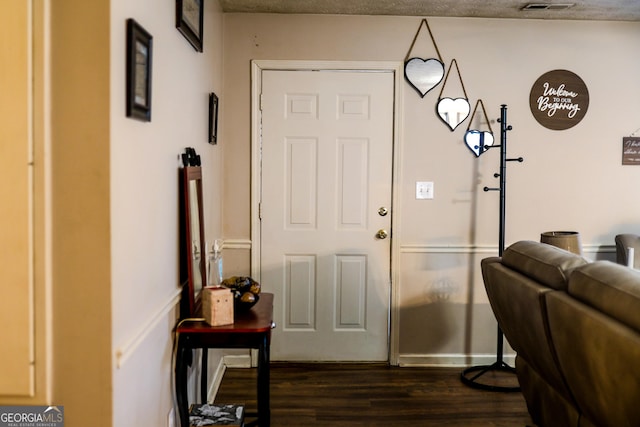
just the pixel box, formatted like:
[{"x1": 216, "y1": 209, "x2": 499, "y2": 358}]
[
  {"x1": 126, "y1": 19, "x2": 153, "y2": 122},
  {"x1": 176, "y1": 0, "x2": 203, "y2": 52},
  {"x1": 209, "y1": 93, "x2": 219, "y2": 145},
  {"x1": 622, "y1": 137, "x2": 640, "y2": 165}
]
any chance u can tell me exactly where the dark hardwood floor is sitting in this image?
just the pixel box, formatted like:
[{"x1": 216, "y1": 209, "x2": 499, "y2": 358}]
[{"x1": 214, "y1": 363, "x2": 534, "y2": 426}]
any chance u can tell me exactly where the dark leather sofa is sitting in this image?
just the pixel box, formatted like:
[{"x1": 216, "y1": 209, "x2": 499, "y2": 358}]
[{"x1": 481, "y1": 240, "x2": 640, "y2": 427}]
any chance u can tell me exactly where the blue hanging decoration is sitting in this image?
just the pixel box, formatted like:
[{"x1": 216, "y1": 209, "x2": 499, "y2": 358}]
[{"x1": 464, "y1": 99, "x2": 494, "y2": 157}]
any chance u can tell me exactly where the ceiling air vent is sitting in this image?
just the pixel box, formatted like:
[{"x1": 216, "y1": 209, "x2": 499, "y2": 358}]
[{"x1": 521, "y1": 3, "x2": 575, "y2": 11}]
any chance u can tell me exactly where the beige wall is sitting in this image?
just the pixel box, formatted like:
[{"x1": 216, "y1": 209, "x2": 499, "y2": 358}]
[
  {"x1": 109, "y1": 0, "x2": 224, "y2": 426},
  {"x1": 222, "y1": 14, "x2": 640, "y2": 362}
]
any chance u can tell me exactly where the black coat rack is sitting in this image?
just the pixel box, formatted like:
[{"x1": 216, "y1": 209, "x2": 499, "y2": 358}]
[{"x1": 460, "y1": 104, "x2": 523, "y2": 392}]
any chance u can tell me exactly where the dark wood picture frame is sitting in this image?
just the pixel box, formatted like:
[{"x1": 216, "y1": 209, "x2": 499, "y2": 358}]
[
  {"x1": 179, "y1": 165, "x2": 206, "y2": 318},
  {"x1": 126, "y1": 19, "x2": 153, "y2": 122},
  {"x1": 176, "y1": 0, "x2": 203, "y2": 52},
  {"x1": 209, "y1": 92, "x2": 219, "y2": 144}
]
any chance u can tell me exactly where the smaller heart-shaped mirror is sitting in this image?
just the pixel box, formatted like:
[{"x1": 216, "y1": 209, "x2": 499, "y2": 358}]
[
  {"x1": 437, "y1": 97, "x2": 470, "y2": 131},
  {"x1": 404, "y1": 58, "x2": 445, "y2": 98},
  {"x1": 464, "y1": 130, "x2": 494, "y2": 157}
]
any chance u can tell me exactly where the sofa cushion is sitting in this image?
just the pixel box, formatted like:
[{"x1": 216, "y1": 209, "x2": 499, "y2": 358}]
[
  {"x1": 515, "y1": 356, "x2": 580, "y2": 427},
  {"x1": 547, "y1": 290, "x2": 640, "y2": 427},
  {"x1": 568, "y1": 261, "x2": 640, "y2": 333},
  {"x1": 548, "y1": 252, "x2": 640, "y2": 427},
  {"x1": 502, "y1": 240, "x2": 589, "y2": 290}
]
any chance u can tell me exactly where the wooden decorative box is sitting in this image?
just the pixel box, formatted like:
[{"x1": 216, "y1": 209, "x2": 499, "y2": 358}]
[{"x1": 202, "y1": 286, "x2": 234, "y2": 326}]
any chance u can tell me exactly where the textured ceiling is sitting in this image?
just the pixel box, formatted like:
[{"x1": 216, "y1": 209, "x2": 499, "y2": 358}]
[{"x1": 219, "y1": 0, "x2": 640, "y2": 21}]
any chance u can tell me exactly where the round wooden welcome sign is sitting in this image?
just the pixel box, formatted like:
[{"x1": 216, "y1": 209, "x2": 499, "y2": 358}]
[{"x1": 529, "y1": 69, "x2": 589, "y2": 130}]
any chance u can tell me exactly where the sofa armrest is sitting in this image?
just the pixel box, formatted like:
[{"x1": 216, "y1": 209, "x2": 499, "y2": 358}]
[{"x1": 481, "y1": 256, "x2": 575, "y2": 399}]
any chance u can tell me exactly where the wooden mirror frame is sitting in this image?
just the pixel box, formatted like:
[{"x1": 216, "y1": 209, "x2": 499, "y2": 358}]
[{"x1": 179, "y1": 165, "x2": 206, "y2": 318}]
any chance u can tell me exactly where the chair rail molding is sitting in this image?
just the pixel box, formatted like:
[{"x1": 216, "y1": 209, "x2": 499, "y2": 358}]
[
  {"x1": 400, "y1": 243, "x2": 615, "y2": 256},
  {"x1": 115, "y1": 289, "x2": 181, "y2": 368},
  {"x1": 222, "y1": 238, "x2": 252, "y2": 250}
]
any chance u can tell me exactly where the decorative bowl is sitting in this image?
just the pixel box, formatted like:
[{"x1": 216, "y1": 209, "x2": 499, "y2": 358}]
[{"x1": 221, "y1": 276, "x2": 261, "y2": 311}]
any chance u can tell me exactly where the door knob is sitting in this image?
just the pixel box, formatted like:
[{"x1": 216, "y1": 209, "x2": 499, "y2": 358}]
[
  {"x1": 378, "y1": 207, "x2": 389, "y2": 216},
  {"x1": 376, "y1": 229, "x2": 388, "y2": 239}
]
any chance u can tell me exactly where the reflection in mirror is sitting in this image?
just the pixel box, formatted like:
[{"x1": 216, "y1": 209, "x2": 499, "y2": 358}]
[
  {"x1": 189, "y1": 180, "x2": 203, "y2": 292},
  {"x1": 437, "y1": 97, "x2": 470, "y2": 131},
  {"x1": 464, "y1": 130, "x2": 494, "y2": 157},
  {"x1": 464, "y1": 99, "x2": 494, "y2": 157},
  {"x1": 180, "y1": 166, "x2": 206, "y2": 318},
  {"x1": 404, "y1": 57, "x2": 445, "y2": 97}
]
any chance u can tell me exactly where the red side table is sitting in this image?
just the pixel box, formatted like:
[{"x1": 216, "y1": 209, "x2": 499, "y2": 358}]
[{"x1": 175, "y1": 293, "x2": 274, "y2": 427}]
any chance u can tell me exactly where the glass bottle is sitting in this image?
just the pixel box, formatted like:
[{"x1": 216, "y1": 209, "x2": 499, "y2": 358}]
[{"x1": 208, "y1": 239, "x2": 223, "y2": 287}]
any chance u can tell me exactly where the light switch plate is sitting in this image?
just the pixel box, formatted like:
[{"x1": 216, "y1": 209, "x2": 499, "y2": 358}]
[{"x1": 416, "y1": 181, "x2": 434, "y2": 199}]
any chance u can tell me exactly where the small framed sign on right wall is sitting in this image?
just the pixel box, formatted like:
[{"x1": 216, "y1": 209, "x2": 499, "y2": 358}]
[{"x1": 622, "y1": 137, "x2": 640, "y2": 165}]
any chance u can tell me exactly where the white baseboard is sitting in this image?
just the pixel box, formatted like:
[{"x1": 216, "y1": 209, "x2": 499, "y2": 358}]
[
  {"x1": 398, "y1": 353, "x2": 516, "y2": 367},
  {"x1": 207, "y1": 357, "x2": 227, "y2": 402},
  {"x1": 208, "y1": 354, "x2": 252, "y2": 402},
  {"x1": 223, "y1": 354, "x2": 252, "y2": 368}
]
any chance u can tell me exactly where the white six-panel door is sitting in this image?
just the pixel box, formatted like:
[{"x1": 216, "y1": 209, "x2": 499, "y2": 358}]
[{"x1": 259, "y1": 69, "x2": 394, "y2": 361}]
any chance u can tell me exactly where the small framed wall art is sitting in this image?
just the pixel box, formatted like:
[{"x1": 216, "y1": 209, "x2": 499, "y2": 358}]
[
  {"x1": 176, "y1": 0, "x2": 203, "y2": 52},
  {"x1": 126, "y1": 19, "x2": 153, "y2": 122},
  {"x1": 209, "y1": 93, "x2": 219, "y2": 144},
  {"x1": 622, "y1": 137, "x2": 640, "y2": 165}
]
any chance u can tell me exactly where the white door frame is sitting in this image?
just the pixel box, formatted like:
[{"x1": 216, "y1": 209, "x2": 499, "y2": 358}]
[{"x1": 250, "y1": 60, "x2": 404, "y2": 365}]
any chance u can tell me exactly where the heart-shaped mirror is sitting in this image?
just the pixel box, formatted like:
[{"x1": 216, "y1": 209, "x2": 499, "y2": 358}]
[
  {"x1": 404, "y1": 58, "x2": 445, "y2": 98},
  {"x1": 464, "y1": 130, "x2": 494, "y2": 157},
  {"x1": 437, "y1": 97, "x2": 470, "y2": 131}
]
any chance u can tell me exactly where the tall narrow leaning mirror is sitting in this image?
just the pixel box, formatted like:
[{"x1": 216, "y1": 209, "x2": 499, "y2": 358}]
[{"x1": 180, "y1": 165, "x2": 206, "y2": 318}]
